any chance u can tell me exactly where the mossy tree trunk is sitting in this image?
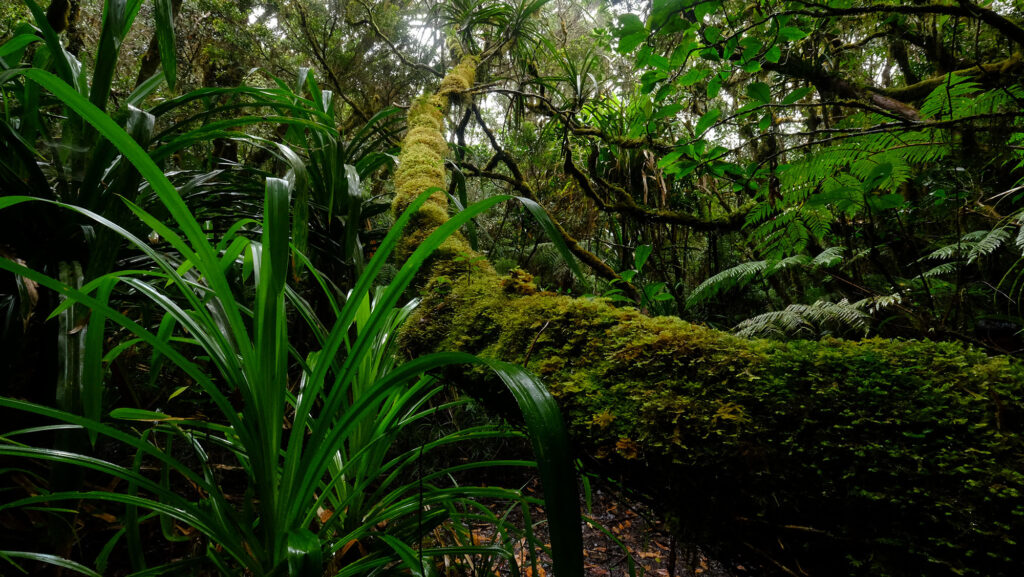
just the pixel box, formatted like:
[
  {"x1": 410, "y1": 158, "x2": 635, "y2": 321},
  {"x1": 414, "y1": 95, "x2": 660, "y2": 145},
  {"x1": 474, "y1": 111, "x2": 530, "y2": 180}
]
[{"x1": 391, "y1": 57, "x2": 1024, "y2": 577}]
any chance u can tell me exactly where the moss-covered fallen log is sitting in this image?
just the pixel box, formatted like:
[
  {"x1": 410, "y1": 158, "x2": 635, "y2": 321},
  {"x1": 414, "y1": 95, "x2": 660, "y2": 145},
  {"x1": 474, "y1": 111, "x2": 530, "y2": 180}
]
[
  {"x1": 399, "y1": 268, "x2": 1024, "y2": 577},
  {"x1": 392, "y1": 55, "x2": 1024, "y2": 577}
]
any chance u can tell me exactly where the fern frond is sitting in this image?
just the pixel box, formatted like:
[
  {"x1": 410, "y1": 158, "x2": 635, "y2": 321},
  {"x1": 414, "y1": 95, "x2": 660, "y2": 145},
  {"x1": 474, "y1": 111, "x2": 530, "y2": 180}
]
[
  {"x1": 733, "y1": 299, "x2": 871, "y2": 339},
  {"x1": 922, "y1": 262, "x2": 958, "y2": 277},
  {"x1": 853, "y1": 293, "x2": 903, "y2": 314},
  {"x1": 734, "y1": 309, "x2": 814, "y2": 339},
  {"x1": 767, "y1": 254, "x2": 812, "y2": 274},
  {"x1": 967, "y1": 227, "x2": 1011, "y2": 263},
  {"x1": 925, "y1": 242, "x2": 963, "y2": 261},
  {"x1": 919, "y1": 75, "x2": 981, "y2": 119},
  {"x1": 811, "y1": 246, "x2": 844, "y2": 268},
  {"x1": 686, "y1": 260, "x2": 768, "y2": 309}
]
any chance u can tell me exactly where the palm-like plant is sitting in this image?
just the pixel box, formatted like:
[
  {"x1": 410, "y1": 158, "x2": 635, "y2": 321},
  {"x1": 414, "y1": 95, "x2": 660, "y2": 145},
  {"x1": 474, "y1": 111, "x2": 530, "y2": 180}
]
[
  {"x1": 3, "y1": 2, "x2": 405, "y2": 449},
  {"x1": 0, "y1": 60, "x2": 581, "y2": 577}
]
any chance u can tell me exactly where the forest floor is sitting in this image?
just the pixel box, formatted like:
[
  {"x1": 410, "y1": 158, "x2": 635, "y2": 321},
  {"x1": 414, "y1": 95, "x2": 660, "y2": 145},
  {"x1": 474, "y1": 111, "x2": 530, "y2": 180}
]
[{"x1": 488, "y1": 476, "x2": 758, "y2": 577}]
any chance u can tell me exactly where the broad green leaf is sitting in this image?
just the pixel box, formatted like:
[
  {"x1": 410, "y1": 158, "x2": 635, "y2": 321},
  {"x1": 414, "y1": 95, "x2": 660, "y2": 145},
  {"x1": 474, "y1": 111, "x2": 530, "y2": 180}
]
[
  {"x1": 779, "y1": 26, "x2": 808, "y2": 41},
  {"x1": 650, "y1": 0, "x2": 688, "y2": 31},
  {"x1": 698, "y1": 47, "x2": 720, "y2": 61},
  {"x1": 652, "y1": 103, "x2": 684, "y2": 120},
  {"x1": 669, "y1": 41, "x2": 694, "y2": 67},
  {"x1": 707, "y1": 76, "x2": 722, "y2": 98},
  {"x1": 657, "y1": 149, "x2": 686, "y2": 169},
  {"x1": 678, "y1": 67, "x2": 710, "y2": 87},
  {"x1": 782, "y1": 86, "x2": 813, "y2": 105},
  {"x1": 616, "y1": 14, "x2": 644, "y2": 36},
  {"x1": 695, "y1": 108, "x2": 721, "y2": 137},
  {"x1": 635, "y1": 244, "x2": 653, "y2": 271},
  {"x1": 640, "y1": 69, "x2": 668, "y2": 93},
  {"x1": 694, "y1": 1, "x2": 720, "y2": 22},
  {"x1": 616, "y1": 22, "x2": 646, "y2": 54},
  {"x1": 739, "y1": 37, "x2": 763, "y2": 62},
  {"x1": 0, "y1": 34, "x2": 40, "y2": 60},
  {"x1": 747, "y1": 82, "x2": 771, "y2": 104},
  {"x1": 741, "y1": 60, "x2": 762, "y2": 73}
]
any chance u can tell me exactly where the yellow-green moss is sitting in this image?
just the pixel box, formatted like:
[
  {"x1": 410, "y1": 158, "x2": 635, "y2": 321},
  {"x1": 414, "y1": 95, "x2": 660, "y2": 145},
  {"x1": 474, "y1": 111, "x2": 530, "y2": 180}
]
[
  {"x1": 391, "y1": 55, "x2": 486, "y2": 265},
  {"x1": 501, "y1": 267, "x2": 541, "y2": 295},
  {"x1": 399, "y1": 266, "x2": 1024, "y2": 577},
  {"x1": 437, "y1": 55, "x2": 478, "y2": 103},
  {"x1": 404, "y1": 126, "x2": 450, "y2": 156}
]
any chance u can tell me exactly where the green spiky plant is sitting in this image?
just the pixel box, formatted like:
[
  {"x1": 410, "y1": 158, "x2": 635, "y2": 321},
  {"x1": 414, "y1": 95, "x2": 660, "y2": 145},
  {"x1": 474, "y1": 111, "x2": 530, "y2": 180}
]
[
  {"x1": 0, "y1": 0, "x2": 180, "y2": 441},
  {"x1": 143, "y1": 68, "x2": 403, "y2": 278},
  {"x1": 0, "y1": 67, "x2": 582, "y2": 577},
  {"x1": 1, "y1": 0, "x2": 407, "y2": 463},
  {"x1": 0, "y1": 0, "x2": 178, "y2": 274}
]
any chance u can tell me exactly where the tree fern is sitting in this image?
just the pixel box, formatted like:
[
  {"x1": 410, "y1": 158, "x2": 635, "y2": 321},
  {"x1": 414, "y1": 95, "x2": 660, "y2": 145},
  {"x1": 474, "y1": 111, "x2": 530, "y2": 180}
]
[{"x1": 746, "y1": 107, "x2": 956, "y2": 260}]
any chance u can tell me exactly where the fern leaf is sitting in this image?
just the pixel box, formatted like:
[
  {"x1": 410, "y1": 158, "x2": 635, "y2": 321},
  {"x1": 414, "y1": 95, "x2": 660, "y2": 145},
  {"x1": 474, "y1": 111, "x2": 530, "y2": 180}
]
[
  {"x1": 967, "y1": 227, "x2": 1010, "y2": 263},
  {"x1": 811, "y1": 246, "x2": 844, "y2": 268},
  {"x1": 922, "y1": 262, "x2": 958, "y2": 277},
  {"x1": 734, "y1": 299, "x2": 870, "y2": 339},
  {"x1": 686, "y1": 260, "x2": 768, "y2": 309}
]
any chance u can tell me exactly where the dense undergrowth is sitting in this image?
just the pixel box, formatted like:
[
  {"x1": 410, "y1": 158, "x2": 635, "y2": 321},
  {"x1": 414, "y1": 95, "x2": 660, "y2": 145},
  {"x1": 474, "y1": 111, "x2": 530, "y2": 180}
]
[
  {"x1": 0, "y1": 3, "x2": 583, "y2": 576},
  {"x1": 4, "y1": 1, "x2": 1024, "y2": 576}
]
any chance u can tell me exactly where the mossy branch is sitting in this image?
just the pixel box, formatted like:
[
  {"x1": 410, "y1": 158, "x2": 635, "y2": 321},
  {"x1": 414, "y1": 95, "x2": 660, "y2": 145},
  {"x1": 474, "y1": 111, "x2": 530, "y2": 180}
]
[{"x1": 390, "y1": 55, "x2": 480, "y2": 261}]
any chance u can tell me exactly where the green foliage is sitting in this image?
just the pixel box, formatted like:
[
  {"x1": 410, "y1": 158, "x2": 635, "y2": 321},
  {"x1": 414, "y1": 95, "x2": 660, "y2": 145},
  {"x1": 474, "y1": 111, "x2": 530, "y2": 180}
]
[
  {"x1": 686, "y1": 254, "x2": 814, "y2": 309},
  {"x1": 0, "y1": 23, "x2": 582, "y2": 577}
]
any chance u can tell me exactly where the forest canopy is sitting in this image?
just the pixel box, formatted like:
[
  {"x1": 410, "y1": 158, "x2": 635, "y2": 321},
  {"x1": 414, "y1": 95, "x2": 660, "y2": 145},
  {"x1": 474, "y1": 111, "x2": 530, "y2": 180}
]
[{"x1": 2, "y1": 1, "x2": 1024, "y2": 576}]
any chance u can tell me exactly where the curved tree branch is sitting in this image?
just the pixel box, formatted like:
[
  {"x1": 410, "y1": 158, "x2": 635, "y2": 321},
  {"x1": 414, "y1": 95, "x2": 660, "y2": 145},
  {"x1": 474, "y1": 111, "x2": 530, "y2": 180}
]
[
  {"x1": 351, "y1": 0, "x2": 444, "y2": 79},
  {"x1": 466, "y1": 105, "x2": 640, "y2": 299}
]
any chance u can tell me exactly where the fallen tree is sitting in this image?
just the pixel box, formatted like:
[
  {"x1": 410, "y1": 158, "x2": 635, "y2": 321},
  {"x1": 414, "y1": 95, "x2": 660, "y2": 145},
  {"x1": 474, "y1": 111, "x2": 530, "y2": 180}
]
[{"x1": 393, "y1": 57, "x2": 1024, "y2": 577}]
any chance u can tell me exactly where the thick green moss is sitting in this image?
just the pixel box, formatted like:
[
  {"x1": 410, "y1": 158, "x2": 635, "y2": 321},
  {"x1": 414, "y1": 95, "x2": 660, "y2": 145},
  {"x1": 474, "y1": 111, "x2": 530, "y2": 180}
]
[
  {"x1": 391, "y1": 56, "x2": 481, "y2": 261},
  {"x1": 401, "y1": 268, "x2": 1024, "y2": 577}
]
